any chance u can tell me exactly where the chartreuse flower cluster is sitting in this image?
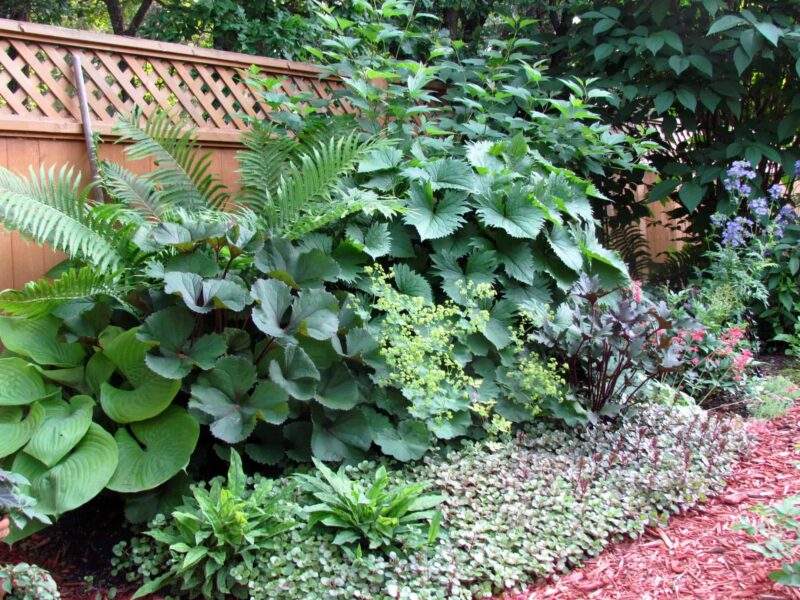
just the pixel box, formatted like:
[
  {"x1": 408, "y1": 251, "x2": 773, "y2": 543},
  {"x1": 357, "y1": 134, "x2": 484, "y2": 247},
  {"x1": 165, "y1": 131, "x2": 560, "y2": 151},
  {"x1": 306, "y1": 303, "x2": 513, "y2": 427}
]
[
  {"x1": 367, "y1": 265, "x2": 493, "y2": 425},
  {"x1": 115, "y1": 404, "x2": 748, "y2": 600}
]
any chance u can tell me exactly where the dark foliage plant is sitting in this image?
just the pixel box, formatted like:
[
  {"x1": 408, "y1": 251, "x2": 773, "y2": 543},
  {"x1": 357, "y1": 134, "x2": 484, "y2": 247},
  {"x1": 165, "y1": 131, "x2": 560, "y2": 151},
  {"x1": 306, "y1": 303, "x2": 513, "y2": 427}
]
[{"x1": 532, "y1": 275, "x2": 685, "y2": 416}]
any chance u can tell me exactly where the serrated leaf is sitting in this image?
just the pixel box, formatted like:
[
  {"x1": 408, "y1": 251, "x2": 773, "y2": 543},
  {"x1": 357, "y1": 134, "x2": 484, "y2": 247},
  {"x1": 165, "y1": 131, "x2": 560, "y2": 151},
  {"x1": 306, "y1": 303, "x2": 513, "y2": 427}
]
[
  {"x1": 164, "y1": 272, "x2": 249, "y2": 314},
  {"x1": 310, "y1": 408, "x2": 371, "y2": 462},
  {"x1": 546, "y1": 226, "x2": 583, "y2": 272},
  {"x1": 315, "y1": 364, "x2": 359, "y2": 410},
  {"x1": 268, "y1": 345, "x2": 320, "y2": 400},
  {"x1": 403, "y1": 184, "x2": 469, "y2": 240},
  {"x1": 393, "y1": 264, "x2": 433, "y2": 302},
  {"x1": 475, "y1": 187, "x2": 545, "y2": 239}
]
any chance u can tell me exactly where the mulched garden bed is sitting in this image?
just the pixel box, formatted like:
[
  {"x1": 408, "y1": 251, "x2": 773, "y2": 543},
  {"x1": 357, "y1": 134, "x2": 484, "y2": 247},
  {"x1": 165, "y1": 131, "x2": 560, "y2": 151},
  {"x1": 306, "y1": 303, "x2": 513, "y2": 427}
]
[
  {"x1": 3, "y1": 398, "x2": 798, "y2": 599},
  {"x1": 512, "y1": 403, "x2": 800, "y2": 600}
]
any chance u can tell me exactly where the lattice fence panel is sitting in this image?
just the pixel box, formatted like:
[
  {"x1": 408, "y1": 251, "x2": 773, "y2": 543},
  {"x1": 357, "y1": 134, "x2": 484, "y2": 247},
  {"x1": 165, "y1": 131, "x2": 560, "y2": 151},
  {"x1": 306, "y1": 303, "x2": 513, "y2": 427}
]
[{"x1": 0, "y1": 21, "x2": 348, "y2": 142}]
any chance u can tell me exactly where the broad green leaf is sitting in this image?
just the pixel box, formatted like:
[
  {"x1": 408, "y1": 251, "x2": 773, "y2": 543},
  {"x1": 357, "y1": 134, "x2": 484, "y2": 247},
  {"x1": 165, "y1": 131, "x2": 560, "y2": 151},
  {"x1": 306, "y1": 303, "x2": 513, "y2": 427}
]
[
  {"x1": 431, "y1": 249, "x2": 498, "y2": 303},
  {"x1": 107, "y1": 406, "x2": 199, "y2": 493},
  {"x1": 667, "y1": 55, "x2": 690, "y2": 76},
  {"x1": 358, "y1": 147, "x2": 403, "y2": 172},
  {"x1": 733, "y1": 46, "x2": 752, "y2": 75},
  {"x1": 255, "y1": 238, "x2": 339, "y2": 289},
  {"x1": 346, "y1": 222, "x2": 392, "y2": 259},
  {"x1": 164, "y1": 272, "x2": 249, "y2": 314},
  {"x1": 24, "y1": 396, "x2": 94, "y2": 467},
  {"x1": 493, "y1": 231, "x2": 535, "y2": 284},
  {"x1": 654, "y1": 91, "x2": 674, "y2": 114},
  {"x1": 310, "y1": 407, "x2": 371, "y2": 462},
  {"x1": 475, "y1": 188, "x2": 545, "y2": 239},
  {"x1": 679, "y1": 181, "x2": 704, "y2": 212},
  {"x1": 0, "y1": 403, "x2": 45, "y2": 458},
  {"x1": 707, "y1": 14, "x2": 744, "y2": 35},
  {"x1": 138, "y1": 306, "x2": 226, "y2": 380},
  {"x1": 648, "y1": 179, "x2": 680, "y2": 202},
  {"x1": 393, "y1": 264, "x2": 433, "y2": 302},
  {"x1": 404, "y1": 184, "x2": 469, "y2": 241},
  {"x1": 675, "y1": 88, "x2": 697, "y2": 112},
  {"x1": 0, "y1": 358, "x2": 49, "y2": 406},
  {"x1": 546, "y1": 226, "x2": 583, "y2": 272},
  {"x1": 0, "y1": 316, "x2": 86, "y2": 367},
  {"x1": 99, "y1": 328, "x2": 180, "y2": 423},
  {"x1": 404, "y1": 159, "x2": 474, "y2": 191},
  {"x1": 372, "y1": 418, "x2": 431, "y2": 462},
  {"x1": 754, "y1": 21, "x2": 782, "y2": 46},
  {"x1": 251, "y1": 280, "x2": 340, "y2": 341},
  {"x1": 315, "y1": 364, "x2": 359, "y2": 410},
  {"x1": 13, "y1": 423, "x2": 118, "y2": 515},
  {"x1": 269, "y1": 345, "x2": 321, "y2": 400},
  {"x1": 427, "y1": 411, "x2": 472, "y2": 440}
]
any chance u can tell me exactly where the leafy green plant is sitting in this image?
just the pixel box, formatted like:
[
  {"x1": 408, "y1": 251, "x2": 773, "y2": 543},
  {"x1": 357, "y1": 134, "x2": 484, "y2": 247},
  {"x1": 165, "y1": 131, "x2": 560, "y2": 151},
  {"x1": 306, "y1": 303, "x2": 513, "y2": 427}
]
[
  {"x1": 294, "y1": 458, "x2": 443, "y2": 556},
  {"x1": 0, "y1": 469, "x2": 49, "y2": 534},
  {"x1": 734, "y1": 496, "x2": 800, "y2": 587},
  {"x1": 747, "y1": 375, "x2": 800, "y2": 420},
  {"x1": 0, "y1": 563, "x2": 60, "y2": 600},
  {"x1": 131, "y1": 450, "x2": 298, "y2": 600}
]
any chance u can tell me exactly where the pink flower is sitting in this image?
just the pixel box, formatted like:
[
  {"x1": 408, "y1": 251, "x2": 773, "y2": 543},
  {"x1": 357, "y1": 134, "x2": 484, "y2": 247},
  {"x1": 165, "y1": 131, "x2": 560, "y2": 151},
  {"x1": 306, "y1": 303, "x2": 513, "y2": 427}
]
[
  {"x1": 628, "y1": 280, "x2": 643, "y2": 303},
  {"x1": 691, "y1": 358, "x2": 700, "y2": 365},
  {"x1": 690, "y1": 329, "x2": 705, "y2": 342}
]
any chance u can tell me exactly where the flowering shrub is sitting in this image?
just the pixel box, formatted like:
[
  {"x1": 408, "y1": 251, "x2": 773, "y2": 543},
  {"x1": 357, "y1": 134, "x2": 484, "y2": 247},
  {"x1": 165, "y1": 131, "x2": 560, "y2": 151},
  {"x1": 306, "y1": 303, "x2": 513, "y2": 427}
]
[{"x1": 662, "y1": 325, "x2": 756, "y2": 405}]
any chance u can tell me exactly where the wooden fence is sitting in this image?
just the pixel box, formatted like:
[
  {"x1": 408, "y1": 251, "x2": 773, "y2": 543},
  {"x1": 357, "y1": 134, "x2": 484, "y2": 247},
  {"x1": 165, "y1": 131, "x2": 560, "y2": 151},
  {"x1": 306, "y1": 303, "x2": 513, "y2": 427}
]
[
  {"x1": 0, "y1": 18, "x2": 683, "y2": 291},
  {"x1": 0, "y1": 18, "x2": 349, "y2": 290}
]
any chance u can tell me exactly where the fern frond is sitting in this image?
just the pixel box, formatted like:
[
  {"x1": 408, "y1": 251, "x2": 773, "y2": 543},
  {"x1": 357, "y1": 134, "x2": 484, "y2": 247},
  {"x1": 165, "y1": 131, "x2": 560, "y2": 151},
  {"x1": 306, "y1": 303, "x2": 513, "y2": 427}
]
[
  {"x1": 255, "y1": 131, "x2": 385, "y2": 239},
  {"x1": 605, "y1": 223, "x2": 652, "y2": 280},
  {"x1": 113, "y1": 108, "x2": 230, "y2": 211},
  {"x1": 0, "y1": 267, "x2": 126, "y2": 318},
  {"x1": 0, "y1": 165, "x2": 123, "y2": 271},
  {"x1": 100, "y1": 161, "x2": 162, "y2": 222},
  {"x1": 237, "y1": 123, "x2": 302, "y2": 207}
]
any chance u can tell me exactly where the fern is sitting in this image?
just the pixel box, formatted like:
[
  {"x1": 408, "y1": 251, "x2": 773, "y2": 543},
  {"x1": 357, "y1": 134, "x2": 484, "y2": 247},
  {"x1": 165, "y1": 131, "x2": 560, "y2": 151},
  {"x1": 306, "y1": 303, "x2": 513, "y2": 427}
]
[
  {"x1": 237, "y1": 123, "x2": 302, "y2": 207},
  {"x1": 0, "y1": 165, "x2": 123, "y2": 271},
  {"x1": 239, "y1": 130, "x2": 384, "y2": 239},
  {"x1": 0, "y1": 267, "x2": 128, "y2": 318},
  {"x1": 114, "y1": 108, "x2": 230, "y2": 211},
  {"x1": 605, "y1": 223, "x2": 652, "y2": 280},
  {"x1": 100, "y1": 161, "x2": 161, "y2": 223}
]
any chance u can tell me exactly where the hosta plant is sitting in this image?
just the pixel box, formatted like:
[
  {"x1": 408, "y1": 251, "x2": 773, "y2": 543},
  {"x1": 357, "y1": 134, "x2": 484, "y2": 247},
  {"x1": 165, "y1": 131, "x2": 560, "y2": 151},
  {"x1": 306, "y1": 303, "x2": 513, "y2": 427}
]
[{"x1": 294, "y1": 458, "x2": 443, "y2": 556}]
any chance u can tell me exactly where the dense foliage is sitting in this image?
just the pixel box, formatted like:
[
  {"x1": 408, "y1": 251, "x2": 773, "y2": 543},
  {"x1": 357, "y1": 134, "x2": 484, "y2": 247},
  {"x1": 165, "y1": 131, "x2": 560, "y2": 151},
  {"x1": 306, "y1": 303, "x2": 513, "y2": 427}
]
[{"x1": 114, "y1": 405, "x2": 747, "y2": 599}]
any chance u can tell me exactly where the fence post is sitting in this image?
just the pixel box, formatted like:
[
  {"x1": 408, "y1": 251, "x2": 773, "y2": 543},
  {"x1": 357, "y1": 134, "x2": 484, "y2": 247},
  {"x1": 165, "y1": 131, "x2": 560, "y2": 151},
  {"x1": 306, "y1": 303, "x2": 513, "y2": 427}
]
[{"x1": 70, "y1": 51, "x2": 105, "y2": 203}]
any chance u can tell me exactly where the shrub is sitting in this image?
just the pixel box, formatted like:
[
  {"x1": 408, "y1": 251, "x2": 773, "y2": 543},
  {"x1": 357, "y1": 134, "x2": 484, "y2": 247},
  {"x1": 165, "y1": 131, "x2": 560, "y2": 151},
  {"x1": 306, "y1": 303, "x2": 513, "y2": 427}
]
[{"x1": 0, "y1": 563, "x2": 60, "y2": 600}]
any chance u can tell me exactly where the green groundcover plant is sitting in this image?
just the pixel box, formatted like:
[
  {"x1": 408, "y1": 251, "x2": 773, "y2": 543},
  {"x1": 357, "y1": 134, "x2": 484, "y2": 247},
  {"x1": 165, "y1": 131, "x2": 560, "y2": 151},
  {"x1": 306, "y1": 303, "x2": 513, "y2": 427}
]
[
  {"x1": 0, "y1": 563, "x2": 60, "y2": 600},
  {"x1": 115, "y1": 404, "x2": 747, "y2": 599}
]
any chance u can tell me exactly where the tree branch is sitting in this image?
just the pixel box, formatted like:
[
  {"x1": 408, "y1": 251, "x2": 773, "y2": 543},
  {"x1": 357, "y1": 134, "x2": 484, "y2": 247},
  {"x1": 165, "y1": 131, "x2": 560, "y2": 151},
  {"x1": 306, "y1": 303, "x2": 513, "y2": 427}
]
[{"x1": 125, "y1": 0, "x2": 155, "y2": 36}]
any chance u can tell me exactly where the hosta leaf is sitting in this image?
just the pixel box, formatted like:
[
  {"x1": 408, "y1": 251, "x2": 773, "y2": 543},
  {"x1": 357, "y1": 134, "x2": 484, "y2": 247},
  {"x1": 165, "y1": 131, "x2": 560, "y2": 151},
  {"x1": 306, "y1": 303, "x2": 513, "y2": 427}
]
[
  {"x1": 404, "y1": 184, "x2": 469, "y2": 241},
  {"x1": 315, "y1": 364, "x2": 359, "y2": 410},
  {"x1": 138, "y1": 307, "x2": 226, "y2": 379},
  {"x1": 254, "y1": 238, "x2": 339, "y2": 289},
  {"x1": 24, "y1": 396, "x2": 94, "y2": 467},
  {"x1": 393, "y1": 264, "x2": 433, "y2": 302},
  {"x1": 310, "y1": 407, "x2": 371, "y2": 462},
  {"x1": 268, "y1": 345, "x2": 320, "y2": 400},
  {"x1": 0, "y1": 316, "x2": 86, "y2": 367},
  {"x1": 0, "y1": 403, "x2": 45, "y2": 458},
  {"x1": 475, "y1": 188, "x2": 545, "y2": 239},
  {"x1": 164, "y1": 272, "x2": 249, "y2": 314},
  {"x1": 99, "y1": 328, "x2": 181, "y2": 423},
  {"x1": 0, "y1": 358, "x2": 49, "y2": 406},
  {"x1": 546, "y1": 226, "x2": 583, "y2": 272},
  {"x1": 13, "y1": 422, "x2": 118, "y2": 515},
  {"x1": 107, "y1": 406, "x2": 199, "y2": 493}
]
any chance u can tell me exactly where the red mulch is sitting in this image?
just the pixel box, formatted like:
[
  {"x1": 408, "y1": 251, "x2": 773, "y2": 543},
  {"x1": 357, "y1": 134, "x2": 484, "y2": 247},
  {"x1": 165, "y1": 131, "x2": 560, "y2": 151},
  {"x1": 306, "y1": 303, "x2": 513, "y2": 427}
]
[{"x1": 509, "y1": 405, "x2": 800, "y2": 600}]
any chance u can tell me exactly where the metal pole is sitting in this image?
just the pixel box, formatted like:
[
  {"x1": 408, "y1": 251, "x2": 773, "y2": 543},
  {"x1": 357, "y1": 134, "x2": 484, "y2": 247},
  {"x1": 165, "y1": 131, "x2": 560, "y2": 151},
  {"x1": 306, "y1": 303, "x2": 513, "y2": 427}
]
[{"x1": 70, "y1": 52, "x2": 104, "y2": 203}]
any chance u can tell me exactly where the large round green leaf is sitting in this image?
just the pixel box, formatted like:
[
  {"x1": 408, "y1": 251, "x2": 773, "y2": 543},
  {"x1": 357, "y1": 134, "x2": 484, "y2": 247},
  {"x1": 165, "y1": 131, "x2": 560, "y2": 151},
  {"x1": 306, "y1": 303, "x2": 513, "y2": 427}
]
[
  {"x1": 0, "y1": 403, "x2": 45, "y2": 458},
  {"x1": 0, "y1": 358, "x2": 49, "y2": 406},
  {"x1": 0, "y1": 315, "x2": 86, "y2": 367},
  {"x1": 100, "y1": 377, "x2": 181, "y2": 424},
  {"x1": 107, "y1": 406, "x2": 199, "y2": 493},
  {"x1": 13, "y1": 423, "x2": 118, "y2": 515},
  {"x1": 24, "y1": 396, "x2": 94, "y2": 467},
  {"x1": 99, "y1": 328, "x2": 181, "y2": 423}
]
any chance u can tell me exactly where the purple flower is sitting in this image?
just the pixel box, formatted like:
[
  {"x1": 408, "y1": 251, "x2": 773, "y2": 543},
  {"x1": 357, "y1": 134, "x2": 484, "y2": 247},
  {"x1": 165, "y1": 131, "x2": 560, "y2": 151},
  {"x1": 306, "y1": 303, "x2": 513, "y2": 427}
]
[
  {"x1": 710, "y1": 213, "x2": 727, "y2": 228},
  {"x1": 768, "y1": 183, "x2": 784, "y2": 200},
  {"x1": 720, "y1": 216, "x2": 753, "y2": 247},
  {"x1": 748, "y1": 197, "x2": 769, "y2": 216},
  {"x1": 723, "y1": 160, "x2": 757, "y2": 197},
  {"x1": 795, "y1": 160, "x2": 800, "y2": 176}
]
